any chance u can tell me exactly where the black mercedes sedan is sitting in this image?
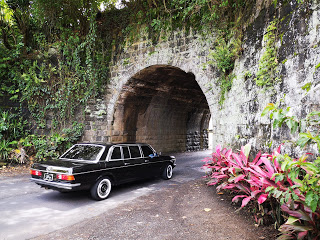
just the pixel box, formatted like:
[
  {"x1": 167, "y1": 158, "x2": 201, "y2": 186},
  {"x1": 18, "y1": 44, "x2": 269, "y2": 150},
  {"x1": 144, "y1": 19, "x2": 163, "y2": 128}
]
[{"x1": 30, "y1": 143, "x2": 176, "y2": 200}]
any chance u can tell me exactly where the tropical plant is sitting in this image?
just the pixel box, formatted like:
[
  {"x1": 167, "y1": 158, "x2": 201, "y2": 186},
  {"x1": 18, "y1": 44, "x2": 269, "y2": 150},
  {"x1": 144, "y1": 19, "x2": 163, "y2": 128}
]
[
  {"x1": 205, "y1": 100, "x2": 320, "y2": 239},
  {"x1": 0, "y1": 139, "x2": 12, "y2": 161}
]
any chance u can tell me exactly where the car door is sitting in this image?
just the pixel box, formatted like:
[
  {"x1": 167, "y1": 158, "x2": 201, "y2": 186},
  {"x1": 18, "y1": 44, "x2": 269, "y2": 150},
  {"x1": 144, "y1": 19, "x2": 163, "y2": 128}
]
[
  {"x1": 141, "y1": 145, "x2": 163, "y2": 177},
  {"x1": 123, "y1": 145, "x2": 147, "y2": 180},
  {"x1": 106, "y1": 146, "x2": 127, "y2": 184}
]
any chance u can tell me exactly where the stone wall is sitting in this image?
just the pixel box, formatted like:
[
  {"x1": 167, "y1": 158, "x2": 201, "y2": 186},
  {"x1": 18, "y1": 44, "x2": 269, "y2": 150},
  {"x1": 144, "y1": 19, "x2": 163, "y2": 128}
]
[{"x1": 82, "y1": 0, "x2": 320, "y2": 155}]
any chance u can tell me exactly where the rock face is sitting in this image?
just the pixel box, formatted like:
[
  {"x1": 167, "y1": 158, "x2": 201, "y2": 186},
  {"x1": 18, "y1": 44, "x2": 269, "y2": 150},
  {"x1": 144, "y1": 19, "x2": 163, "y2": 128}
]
[{"x1": 82, "y1": 0, "x2": 320, "y2": 155}]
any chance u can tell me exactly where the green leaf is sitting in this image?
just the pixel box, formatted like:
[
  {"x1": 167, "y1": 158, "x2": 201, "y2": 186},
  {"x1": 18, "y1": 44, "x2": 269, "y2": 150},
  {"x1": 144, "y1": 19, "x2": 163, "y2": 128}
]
[
  {"x1": 305, "y1": 191, "x2": 319, "y2": 212},
  {"x1": 275, "y1": 174, "x2": 284, "y2": 183},
  {"x1": 244, "y1": 143, "x2": 251, "y2": 158},
  {"x1": 261, "y1": 103, "x2": 275, "y2": 116},
  {"x1": 286, "y1": 119, "x2": 298, "y2": 134},
  {"x1": 285, "y1": 216, "x2": 299, "y2": 224},
  {"x1": 302, "y1": 162, "x2": 320, "y2": 174},
  {"x1": 293, "y1": 178, "x2": 303, "y2": 185},
  {"x1": 306, "y1": 111, "x2": 320, "y2": 118},
  {"x1": 301, "y1": 82, "x2": 312, "y2": 92},
  {"x1": 297, "y1": 134, "x2": 311, "y2": 148},
  {"x1": 300, "y1": 120, "x2": 307, "y2": 132},
  {"x1": 265, "y1": 186, "x2": 275, "y2": 192}
]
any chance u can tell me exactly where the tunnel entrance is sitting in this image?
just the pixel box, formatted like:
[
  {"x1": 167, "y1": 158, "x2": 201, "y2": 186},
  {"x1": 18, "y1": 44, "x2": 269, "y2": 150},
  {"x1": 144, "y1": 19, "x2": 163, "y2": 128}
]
[{"x1": 111, "y1": 65, "x2": 211, "y2": 153}]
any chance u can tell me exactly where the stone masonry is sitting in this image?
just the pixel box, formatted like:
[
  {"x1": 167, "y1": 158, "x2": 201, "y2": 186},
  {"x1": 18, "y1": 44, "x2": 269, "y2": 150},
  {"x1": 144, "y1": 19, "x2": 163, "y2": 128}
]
[{"x1": 82, "y1": 0, "x2": 320, "y2": 155}]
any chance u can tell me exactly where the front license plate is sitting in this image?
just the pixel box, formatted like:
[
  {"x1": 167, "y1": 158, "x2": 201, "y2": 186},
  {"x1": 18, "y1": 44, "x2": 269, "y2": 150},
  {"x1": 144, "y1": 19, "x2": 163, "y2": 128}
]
[{"x1": 44, "y1": 173, "x2": 54, "y2": 181}]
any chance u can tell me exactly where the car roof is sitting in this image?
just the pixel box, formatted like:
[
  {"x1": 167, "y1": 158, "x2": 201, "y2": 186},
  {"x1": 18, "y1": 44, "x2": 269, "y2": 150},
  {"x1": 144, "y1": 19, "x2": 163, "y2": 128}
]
[{"x1": 76, "y1": 142, "x2": 149, "y2": 147}]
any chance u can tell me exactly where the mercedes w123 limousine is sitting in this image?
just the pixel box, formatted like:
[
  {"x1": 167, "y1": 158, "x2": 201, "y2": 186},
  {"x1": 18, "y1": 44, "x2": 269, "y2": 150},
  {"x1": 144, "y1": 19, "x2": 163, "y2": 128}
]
[{"x1": 30, "y1": 143, "x2": 176, "y2": 200}]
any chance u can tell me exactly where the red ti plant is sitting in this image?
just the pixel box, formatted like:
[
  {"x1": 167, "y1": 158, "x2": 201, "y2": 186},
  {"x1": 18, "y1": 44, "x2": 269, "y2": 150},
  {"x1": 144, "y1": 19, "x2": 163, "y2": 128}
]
[
  {"x1": 203, "y1": 144, "x2": 320, "y2": 239},
  {"x1": 203, "y1": 144, "x2": 278, "y2": 209}
]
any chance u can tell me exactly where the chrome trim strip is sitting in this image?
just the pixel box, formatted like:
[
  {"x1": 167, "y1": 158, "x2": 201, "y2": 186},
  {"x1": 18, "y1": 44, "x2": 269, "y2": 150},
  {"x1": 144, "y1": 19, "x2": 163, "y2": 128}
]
[{"x1": 30, "y1": 178, "x2": 81, "y2": 190}]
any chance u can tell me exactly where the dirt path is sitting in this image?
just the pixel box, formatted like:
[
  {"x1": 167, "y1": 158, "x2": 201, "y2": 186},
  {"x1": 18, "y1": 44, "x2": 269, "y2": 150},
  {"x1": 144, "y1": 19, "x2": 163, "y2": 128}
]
[{"x1": 32, "y1": 179, "x2": 278, "y2": 240}]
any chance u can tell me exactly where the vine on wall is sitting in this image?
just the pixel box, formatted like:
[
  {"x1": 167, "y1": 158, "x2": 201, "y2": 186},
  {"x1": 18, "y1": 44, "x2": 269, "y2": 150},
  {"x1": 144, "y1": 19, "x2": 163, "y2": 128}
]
[{"x1": 255, "y1": 19, "x2": 280, "y2": 88}]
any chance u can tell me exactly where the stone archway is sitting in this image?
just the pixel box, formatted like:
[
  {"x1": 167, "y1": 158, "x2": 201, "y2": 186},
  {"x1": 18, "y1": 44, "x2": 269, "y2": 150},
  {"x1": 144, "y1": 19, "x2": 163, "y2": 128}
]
[{"x1": 110, "y1": 65, "x2": 211, "y2": 153}]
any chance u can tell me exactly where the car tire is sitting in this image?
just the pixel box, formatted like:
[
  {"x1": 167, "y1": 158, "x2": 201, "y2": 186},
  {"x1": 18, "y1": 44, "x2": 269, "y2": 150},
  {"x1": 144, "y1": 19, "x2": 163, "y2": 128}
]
[
  {"x1": 90, "y1": 177, "x2": 112, "y2": 200},
  {"x1": 162, "y1": 164, "x2": 173, "y2": 180}
]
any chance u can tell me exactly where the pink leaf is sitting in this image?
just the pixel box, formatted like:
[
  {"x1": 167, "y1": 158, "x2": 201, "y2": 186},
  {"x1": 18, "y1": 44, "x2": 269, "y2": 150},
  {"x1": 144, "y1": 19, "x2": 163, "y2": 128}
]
[
  {"x1": 297, "y1": 231, "x2": 308, "y2": 240},
  {"x1": 232, "y1": 195, "x2": 247, "y2": 203},
  {"x1": 216, "y1": 145, "x2": 222, "y2": 153},
  {"x1": 232, "y1": 153, "x2": 243, "y2": 168},
  {"x1": 257, "y1": 194, "x2": 268, "y2": 204},
  {"x1": 276, "y1": 144, "x2": 282, "y2": 154},
  {"x1": 215, "y1": 174, "x2": 229, "y2": 179},
  {"x1": 246, "y1": 179, "x2": 263, "y2": 188},
  {"x1": 249, "y1": 165, "x2": 269, "y2": 178},
  {"x1": 241, "y1": 196, "x2": 252, "y2": 207},
  {"x1": 225, "y1": 149, "x2": 232, "y2": 158},
  {"x1": 273, "y1": 157, "x2": 280, "y2": 170},
  {"x1": 234, "y1": 174, "x2": 246, "y2": 183},
  {"x1": 222, "y1": 184, "x2": 236, "y2": 189},
  {"x1": 252, "y1": 151, "x2": 262, "y2": 164},
  {"x1": 235, "y1": 183, "x2": 250, "y2": 194},
  {"x1": 260, "y1": 157, "x2": 275, "y2": 177},
  {"x1": 251, "y1": 190, "x2": 263, "y2": 198},
  {"x1": 261, "y1": 177, "x2": 278, "y2": 188},
  {"x1": 281, "y1": 205, "x2": 312, "y2": 221}
]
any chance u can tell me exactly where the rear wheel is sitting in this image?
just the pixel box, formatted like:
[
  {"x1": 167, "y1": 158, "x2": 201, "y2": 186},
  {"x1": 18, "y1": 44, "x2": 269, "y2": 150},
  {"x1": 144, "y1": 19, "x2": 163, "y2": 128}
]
[
  {"x1": 90, "y1": 177, "x2": 112, "y2": 200},
  {"x1": 162, "y1": 164, "x2": 173, "y2": 180}
]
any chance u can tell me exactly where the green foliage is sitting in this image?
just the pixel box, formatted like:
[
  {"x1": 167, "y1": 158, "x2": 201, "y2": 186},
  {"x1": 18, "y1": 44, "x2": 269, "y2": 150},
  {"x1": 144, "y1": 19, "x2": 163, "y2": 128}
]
[
  {"x1": 0, "y1": 109, "x2": 28, "y2": 142},
  {"x1": 0, "y1": 139, "x2": 12, "y2": 161},
  {"x1": 262, "y1": 103, "x2": 320, "y2": 238},
  {"x1": 208, "y1": 35, "x2": 241, "y2": 73},
  {"x1": 16, "y1": 19, "x2": 105, "y2": 129},
  {"x1": 255, "y1": 19, "x2": 280, "y2": 87},
  {"x1": 207, "y1": 30, "x2": 242, "y2": 106},
  {"x1": 0, "y1": 0, "x2": 258, "y2": 160},
  {"x1": 217, "y1": 74, "x2": 235, "y2": 106},
  {"x1": 262, "y1": 102, "x2": 320, "y2": 151},
  {"x1": 0, "y1": 109, "x2": 29, "y2": 162},
  {"x1": 302, "y1": 82, "x2": 312, "y2": 92},
  {"x1": 25, "y1": 122, "x2": 84, "y2": 161}
]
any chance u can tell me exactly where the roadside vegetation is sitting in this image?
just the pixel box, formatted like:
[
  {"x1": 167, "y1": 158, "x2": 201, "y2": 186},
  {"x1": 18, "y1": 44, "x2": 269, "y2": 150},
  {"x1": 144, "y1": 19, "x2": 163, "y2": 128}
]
[
  {"x1": 203, "y1": 103, "x2": 320, "y2": 239},
  {"x1": 0, "y1": 0, "x2": 257, "y2": 164}
]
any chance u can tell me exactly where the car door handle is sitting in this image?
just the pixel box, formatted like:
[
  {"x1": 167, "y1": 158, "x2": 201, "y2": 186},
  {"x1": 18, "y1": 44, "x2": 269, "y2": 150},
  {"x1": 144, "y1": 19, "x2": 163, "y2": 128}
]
[
  {"x1": 145, "y1": 159, "x2": 149, "y2": 163},
  {"x1": 124, "y1": 162, "x2": 130, "y2": 166}
]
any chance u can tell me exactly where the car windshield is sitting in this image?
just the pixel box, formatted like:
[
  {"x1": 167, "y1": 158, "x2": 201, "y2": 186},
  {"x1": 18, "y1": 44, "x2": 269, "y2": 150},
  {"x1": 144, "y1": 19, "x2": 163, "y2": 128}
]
[{"x1": 60, "y1": 145, "x2": 104, "y2": 161}]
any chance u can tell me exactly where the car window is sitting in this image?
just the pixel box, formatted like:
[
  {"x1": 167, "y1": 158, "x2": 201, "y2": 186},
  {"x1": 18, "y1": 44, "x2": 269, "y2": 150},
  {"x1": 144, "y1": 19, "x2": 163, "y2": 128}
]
[
  {"x1": 122, "y1": 146, "x2": 130, "y2": 159},
  {"x1": 111, "y1": 147, "x2": 122, "y2": 160},
  {"x1": 141, "y1": 145, "x2": 154, "y2": 157},
  {"x1": 60, "y1": 145, "x2": 104, "y2": 161},
  {"x1": 129, "y1": 146, "x2": 141, "y2": 158}
]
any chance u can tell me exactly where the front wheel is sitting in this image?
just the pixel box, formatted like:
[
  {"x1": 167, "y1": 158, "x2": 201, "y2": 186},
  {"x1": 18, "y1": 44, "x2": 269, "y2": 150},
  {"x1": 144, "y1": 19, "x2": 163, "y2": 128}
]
[
  {"x1": 162, "y1": 164, "x2": 173, "y2": 180},
  {"x1": 90, "y1": 177, "x2": 112, "y2": 200}
]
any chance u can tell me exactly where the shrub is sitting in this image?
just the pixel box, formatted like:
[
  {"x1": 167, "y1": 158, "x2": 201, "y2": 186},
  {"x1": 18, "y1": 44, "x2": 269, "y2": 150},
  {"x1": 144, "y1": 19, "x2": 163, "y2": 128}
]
[
  {"x1": 204, "y1": 102, "x2": 320, "y2": 239},
  {"x1": 203, "y1": 144, "x2": 320, "y2": 239},
  {"x1": 24, "y1": 122, "x2": 84, "y2": 162},
  {"x1": 0, "y1": 109, "x2": 29, "y2": 162}
]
